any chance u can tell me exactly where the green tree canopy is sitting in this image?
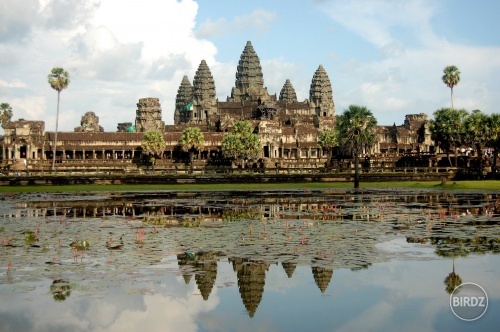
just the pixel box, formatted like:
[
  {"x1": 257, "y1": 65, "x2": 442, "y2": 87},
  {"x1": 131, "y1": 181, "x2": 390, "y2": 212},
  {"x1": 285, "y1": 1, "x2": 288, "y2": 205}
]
[
  {"x1": 179, "y1": 127, "x2": 205, "y2": 152},
  {"x1": 318, "y1": 129, "x2": 338, "y2": 166},
  {"x1": 48, "y1": 67, "x2": 70, "y2": 171},
  {"x1": 429, "y1": 107, "x2": 468, "y2": 166},
  {"x1": 463, "y1": 110, "x2": 489, "y2": 165},
  {"x1": 487, "y1": 113, "x2": 500, "y2": 172},
  {"x1": 0, "y1": 103, "x2": 13, "y2": 128},
  {"x1": 141, "y1": 130, "x2": 166, "y2": 157},
  {"x1": 221, "y1": 120, "x2": 261, "y2": 163},
  {"x1": 442, "y1": 65, "x2": 460, "y2": 110},
  {"x1": 318, "y1": 129, "x2": 338, "y2": 151},
  {"x1": 179, "y1": 127, "x2": 205, "y2": 163}
]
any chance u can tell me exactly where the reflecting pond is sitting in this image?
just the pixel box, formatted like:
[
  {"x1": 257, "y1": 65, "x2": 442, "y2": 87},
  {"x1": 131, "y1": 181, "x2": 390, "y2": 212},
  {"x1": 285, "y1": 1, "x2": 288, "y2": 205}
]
[{"x1": 1, "y1": 188, "x2": 499, "y2": 331}]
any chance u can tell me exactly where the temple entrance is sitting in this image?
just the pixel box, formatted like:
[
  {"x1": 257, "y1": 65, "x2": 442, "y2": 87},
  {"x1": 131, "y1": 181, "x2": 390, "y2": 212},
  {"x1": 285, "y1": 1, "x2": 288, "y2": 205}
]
[
  {"x1": 20, "y1": 145, "x2": 27, "y2": 159},
  {"x1": 263, "y1": 146, "x2": 269, "y2": 158}
]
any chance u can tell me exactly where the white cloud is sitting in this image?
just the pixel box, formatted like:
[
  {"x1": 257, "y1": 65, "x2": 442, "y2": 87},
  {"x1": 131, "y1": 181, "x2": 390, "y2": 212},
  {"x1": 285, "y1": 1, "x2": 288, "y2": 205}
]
[
  {"x1": 315, "y1": 0, "x2": 500, "y2": 123},
  {"x1": 0, "y1": 0, "x2": 221, "y2": 131},
  {"x1": 196, "y1": 8, "x2": 276, "y2": 39},
  {"x1": 0, "y1": 79, "x2": 27, "y2": 88}
]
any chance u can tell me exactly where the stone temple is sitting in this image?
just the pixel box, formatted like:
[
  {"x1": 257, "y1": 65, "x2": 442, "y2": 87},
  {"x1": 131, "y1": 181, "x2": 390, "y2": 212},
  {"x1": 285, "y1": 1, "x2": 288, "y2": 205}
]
[{"x1": 1, "y1": 41, "x2": 435, "y2": 171}]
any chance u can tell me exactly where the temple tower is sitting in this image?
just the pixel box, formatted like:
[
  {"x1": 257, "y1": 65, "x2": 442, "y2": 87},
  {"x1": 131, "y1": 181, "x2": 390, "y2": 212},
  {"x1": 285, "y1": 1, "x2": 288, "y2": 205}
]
[
  {"x1": 74, "y1": 112, "x2": 104, "y2": 132},
  {"x1": 174, "y1": 75, "x2": 194, "y2": 124},
  {"x1": 192, "y1": 60, "x2": 217, "y2": 124},
  {"x1": 309, "y1": 65, "x2": 335, "y2": 117},
  {"x1": 135, "y1": 97, "x2": 164, "y2": 132},
  {"x1": 312, "y1": 266, "x2": 333, "y2": 293},
  {"x1": 279, "y1": 79, "x2": 298, "y2": 103},
  {"x1": 230, "y1": 41, "x2": 271, "y2": 102}
]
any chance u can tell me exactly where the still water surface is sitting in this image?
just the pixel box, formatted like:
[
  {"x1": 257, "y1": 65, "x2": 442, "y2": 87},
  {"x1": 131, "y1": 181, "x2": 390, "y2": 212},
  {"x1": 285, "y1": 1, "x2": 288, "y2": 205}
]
[{"x1": 0, "y1": 188, "x2": 499, "y2": 331}]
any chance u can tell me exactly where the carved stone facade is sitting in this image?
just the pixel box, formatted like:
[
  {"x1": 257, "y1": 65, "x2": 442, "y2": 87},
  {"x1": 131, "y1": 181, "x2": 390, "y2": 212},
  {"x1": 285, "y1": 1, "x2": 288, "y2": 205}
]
[
  {"x1": 174, "y1": 40, "x2": 336, "y2": 141},
  {"x1": 374, "y1": 113, "x2": 433, "y2": 155},
  {"x1": 174, "y1": 75, "x2": 194, "y2": 125},
  {"x1": 135, "y1": 98, "x2": 165, "y2": 132},
  {"x1": 1, "y1": 120, "x2": 45, "y2": 161},
  {"x1": 74, "y1": 112, "x2": 104, "y2": 132},
  {"x1": 0, "y1": 41, "x2": 438, "y2": 169}
]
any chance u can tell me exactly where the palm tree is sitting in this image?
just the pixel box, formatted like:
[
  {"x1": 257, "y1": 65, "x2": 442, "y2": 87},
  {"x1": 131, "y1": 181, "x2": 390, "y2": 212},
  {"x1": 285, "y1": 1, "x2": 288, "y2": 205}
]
[
  {"x1": 444, "y1": 257, "x2": 462, "y2": 294},
  {"x1": 442, "y1": 65, "x2": 460, "y2": 110},
  {"x1": 335, "y1": 105, "x2": 377, "y2": 188},
  {"x1": 179, "y1": 127, "x2": 205, "y2": 167},
  {"x1": 0, "y1": 102, "x2": 13, "y2": 128},
  {"x1": 48, "y1": 67, "x2": 70, "y2": 171}
]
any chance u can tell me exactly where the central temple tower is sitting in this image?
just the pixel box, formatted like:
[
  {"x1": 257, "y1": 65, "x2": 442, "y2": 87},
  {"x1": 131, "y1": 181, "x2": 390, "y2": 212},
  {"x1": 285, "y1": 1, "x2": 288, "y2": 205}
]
[{"x1": 229, "y1": 41, "x2": 272, "y2": 102}]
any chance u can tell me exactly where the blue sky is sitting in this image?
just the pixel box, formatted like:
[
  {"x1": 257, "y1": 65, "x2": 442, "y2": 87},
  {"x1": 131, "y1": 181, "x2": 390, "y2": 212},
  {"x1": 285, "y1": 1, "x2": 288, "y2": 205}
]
[{"x1": 1, "y1": 0, "x2": 499, "y2": 132}]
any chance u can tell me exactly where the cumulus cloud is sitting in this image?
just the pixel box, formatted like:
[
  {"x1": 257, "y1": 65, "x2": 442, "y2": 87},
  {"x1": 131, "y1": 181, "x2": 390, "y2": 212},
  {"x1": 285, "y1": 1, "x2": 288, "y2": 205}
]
[{"x1": 0, "y1": 0, "x2": 220, "y2": 131}]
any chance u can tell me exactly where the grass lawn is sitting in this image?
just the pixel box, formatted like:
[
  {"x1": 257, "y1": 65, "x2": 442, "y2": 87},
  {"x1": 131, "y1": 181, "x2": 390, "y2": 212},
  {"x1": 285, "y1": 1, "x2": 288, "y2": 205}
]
[{"x1": 0, "y1": 180, "x2": 499, "y2": 193}]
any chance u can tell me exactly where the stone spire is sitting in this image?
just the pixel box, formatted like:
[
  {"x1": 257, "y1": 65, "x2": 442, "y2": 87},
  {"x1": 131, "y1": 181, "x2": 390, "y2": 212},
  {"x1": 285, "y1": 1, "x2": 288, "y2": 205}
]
[
  {"x1": 195, "y1": 255, "x2": 218, "y2": 301},
  {"x1": 230, "y1": 41, "x2": 270, "y2": 102},
  {"x1": 192, "y1": 60, "x2": 217, "y2": 124},
  {"x1": 230, "y1": 257, "x2": 268, "y2": 318},
  {"x1": 309, "y1": 65, "x2": 335, "y2": 117},
  {"x1": 282, "y1": 261, "x2": 297, "y2": 278},
  {"x1": 135, "y1": 97, "x2": 164, "y2": 132},
  {"x1": 279, "y1": 79, "x2": 298, "y2": 103},
  {"x1": 174, "y1": 75, "x2": 194, "y2": 124},
  {"x1": 312, "y1": 266, "x2": 333, "y2": 293}
]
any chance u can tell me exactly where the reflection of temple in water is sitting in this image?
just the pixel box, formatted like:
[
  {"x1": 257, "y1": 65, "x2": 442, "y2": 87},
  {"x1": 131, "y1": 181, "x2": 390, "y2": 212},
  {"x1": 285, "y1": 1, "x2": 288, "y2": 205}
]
[
  {"x1": 282, "y1": 261, "x2": 297, "y2": 278},
  {"x1": 230, "y1": 258, "x2": 269, "y2": 318},
  {"x1": 177, "y1": 252, "x2": 218, "y2": 300},
  {"x1": 7, "y1": 191, "x2": 498, "y2": 223},
  {"x1": 194, "y1": 253, "x2": 218, "y2": 301},
  {"x1": 312, "y1": 267, "x2": 334, "y2": 293}
]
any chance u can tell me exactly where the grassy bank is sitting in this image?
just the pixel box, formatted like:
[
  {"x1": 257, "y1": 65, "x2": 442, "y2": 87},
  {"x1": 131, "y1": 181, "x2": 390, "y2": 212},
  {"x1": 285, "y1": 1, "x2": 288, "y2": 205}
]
[{"x1": 0, "y1": 180, "x2": 499, "y2": 193}]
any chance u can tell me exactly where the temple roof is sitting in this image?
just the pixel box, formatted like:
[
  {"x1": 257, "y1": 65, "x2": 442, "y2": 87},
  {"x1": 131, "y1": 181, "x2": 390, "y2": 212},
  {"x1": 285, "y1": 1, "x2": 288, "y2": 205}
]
[
  {"x1": 309, "y1": 65, "x2": 333, "y2": 103},
  {"x1": 235, "y1": 41, "x2": 264, "y2": 92},
  {"x1": 193, "y1": 60, "x2": 216, "y2": 101},
  {"x1": 279, "y1": 79, "x2": 298, "y2": 103}
]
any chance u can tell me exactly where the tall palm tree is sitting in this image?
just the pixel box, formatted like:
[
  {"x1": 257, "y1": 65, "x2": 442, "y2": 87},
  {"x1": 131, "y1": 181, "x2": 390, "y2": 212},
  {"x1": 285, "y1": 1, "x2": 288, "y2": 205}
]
[
  {"x1": 442, "y1": 65, "x2": 460, "y2": 110},
  {"x1": 48, "y1": 67, "x2": 70, "y2": 171},
  {"x1": 335, "y1": 105, "x2": 377, "y2": 188},
  {"x1": 444, "y1": 257, "x2": 462, "y2": 294}
]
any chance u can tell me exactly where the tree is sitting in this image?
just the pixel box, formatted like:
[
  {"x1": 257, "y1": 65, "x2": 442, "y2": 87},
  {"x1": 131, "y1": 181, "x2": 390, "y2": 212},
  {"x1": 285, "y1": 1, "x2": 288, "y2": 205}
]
[
  {"x1": 317, "y1": 129, "x2": 338, "y2": 168},
  {"x1": 442, "y1": 65, "x2": 460, "y2": 110},
  {"x1": 444, "y1": 258, "x2": 462, "y2": 295},
  {"x1": 221, "y1": 120, "x2": 261, "y2": 167},
  {"x1": 0, "y1": 103, "x2": 13, "y2": 128},
  {"x1": 463, "y1": 110, "x2": 489, "y2": 169},
  {"x1": 48, "y1": 67, "x2": 70, "y2": 171},
  {"x1": 335, "y1": 105, "x2": 377, "y2": 188},
  {"x1": 179, "y1": 127, "x2": 205, "y2": 165},
  {"x1": 487, "y1": 113, "x2": 500, "y2": 173},
  {"x1": 141, "y1": 130, "x2": 166, "y2": 168},
  {"x1": 429, "y1": 108, "x2": 468, "y2": 167}
]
